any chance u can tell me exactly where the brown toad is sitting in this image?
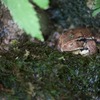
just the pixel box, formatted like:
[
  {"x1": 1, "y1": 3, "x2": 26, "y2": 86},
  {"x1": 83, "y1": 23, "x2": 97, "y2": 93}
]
[{"x1": 57, "y1": 28, "x2": 100, "y2": 56}]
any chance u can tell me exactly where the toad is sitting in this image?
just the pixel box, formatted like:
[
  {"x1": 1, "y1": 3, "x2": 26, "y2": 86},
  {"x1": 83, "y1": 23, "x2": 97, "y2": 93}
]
[{"x1": 57, "y1": 28, "x2": 100, "y2": 56}]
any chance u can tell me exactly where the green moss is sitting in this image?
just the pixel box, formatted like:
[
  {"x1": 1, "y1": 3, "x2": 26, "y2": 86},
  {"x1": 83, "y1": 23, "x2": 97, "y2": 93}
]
[{"x1": 0, "y1": 42, "x2": 99, "y2": 99}]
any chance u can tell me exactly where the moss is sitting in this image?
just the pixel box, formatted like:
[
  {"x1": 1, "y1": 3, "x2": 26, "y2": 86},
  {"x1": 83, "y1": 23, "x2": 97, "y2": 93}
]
[
  {"x1": 49, "y1": 0, "x2": 100, "y2": 30},
  {"x1": 0, "y1": 41, "x2": 99, "y2": 99}
]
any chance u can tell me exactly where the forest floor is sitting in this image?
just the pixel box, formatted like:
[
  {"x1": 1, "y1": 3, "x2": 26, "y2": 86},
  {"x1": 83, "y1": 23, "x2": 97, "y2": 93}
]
[{"x1": 0, "y1": 0, "x2": 100, "y2": 100}]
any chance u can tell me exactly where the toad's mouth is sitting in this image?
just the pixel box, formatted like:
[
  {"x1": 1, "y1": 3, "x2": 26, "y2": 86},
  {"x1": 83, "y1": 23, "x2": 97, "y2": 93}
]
[{"x1": 60, "y1": 46, "x2": 84, "y2": 52}]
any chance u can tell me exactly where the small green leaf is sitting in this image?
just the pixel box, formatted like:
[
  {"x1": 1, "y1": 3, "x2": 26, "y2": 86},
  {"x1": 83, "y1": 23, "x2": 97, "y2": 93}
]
[
  {"x1": 93, "y1": 0, "x2": 100, "y2": 9},
  {"x1": 92, "y1": 8, "x2": 100, "y2": 16},
  {"x1": 32, "y1": 0, "x2": 49, "y2": 9},
  {"x1": 2, "y1": 0, "x2": 44, "y2": 41}
]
